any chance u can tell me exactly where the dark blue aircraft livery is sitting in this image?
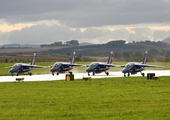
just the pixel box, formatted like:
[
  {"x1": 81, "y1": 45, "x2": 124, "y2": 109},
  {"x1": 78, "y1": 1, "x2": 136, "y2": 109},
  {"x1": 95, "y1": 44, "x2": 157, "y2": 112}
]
[
  {"x1": 86, "y1": 51, "x2": 119, "y2": 76},
  {"x1": 122, "y1": 51, "x2": 163, "y2": 77},
  {"x1": 50, "y1": 51, "x2": 82, "y2": 75},
  {"x1": 7, "y1": 53, "x2": 44, "y2": 76}
]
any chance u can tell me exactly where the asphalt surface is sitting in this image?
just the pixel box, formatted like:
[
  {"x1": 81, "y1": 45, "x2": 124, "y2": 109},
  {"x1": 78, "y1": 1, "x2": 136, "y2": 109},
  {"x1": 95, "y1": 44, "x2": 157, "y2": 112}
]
[{"x1": 0, "y1": 70, "x2": 169, "y2": 82}]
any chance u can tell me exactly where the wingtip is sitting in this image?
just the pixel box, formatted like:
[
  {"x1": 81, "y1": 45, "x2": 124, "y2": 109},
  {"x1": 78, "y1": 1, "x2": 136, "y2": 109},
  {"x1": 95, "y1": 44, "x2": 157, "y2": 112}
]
[
  {"x1": 145, "y1": 51, "x2": 148, "y2": 54},
  {"x1": 111, "y1": 51, "x2": 113, "y2": 54}
]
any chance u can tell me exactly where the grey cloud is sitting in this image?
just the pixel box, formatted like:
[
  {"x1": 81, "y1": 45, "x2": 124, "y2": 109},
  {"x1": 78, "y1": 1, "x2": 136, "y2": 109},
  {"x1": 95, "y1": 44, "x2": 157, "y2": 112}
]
[
  {"x1": 131, "y1": 27, "x2": 153, "y2": 36},
  {"x1": 1, "y1": 0, "x2": 170, "y2": 45},
  {"x1": 1, "y1": 24, "x2": 166, "y2": 45},
  {"x1": 153, "y1": 30, "x2": 170, "y2": 40},
  {"x1": 1, "y1": 0, "x2": 170, "y2": 27},
  {"x1": 0, "y1": 32, "x2": 10, "y2": 44},
  {"x1": 1, "y1": 25, "x2": 106, "y2": 44},
  {"x1": 7, "y1": 25, "x2": 79, "y2": 44},
  {"x1": 110, "y1": 29, "x2": 129, "y2": 39},
  {"x1": 126, "y1": 28, "x2": 153, "y2": 42}
]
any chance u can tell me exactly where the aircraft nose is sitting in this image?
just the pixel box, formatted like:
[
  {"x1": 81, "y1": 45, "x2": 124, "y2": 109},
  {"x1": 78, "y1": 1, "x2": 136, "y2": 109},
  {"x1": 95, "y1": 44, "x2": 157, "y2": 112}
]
[
  {"x1": 122, "y1": 68, "x2": 127, "y2": 73},
  {"x1": 86, "y1": 67, "x2": 91, "y2": 72},
  {"x1": 50, "y1": 68, "x2": 53, "y2": 72},
  {"x1": 9, "y1": 68, "x2": 14, "y2": 73},
  {"x1": 50, "y1": 67, "x2": 55, "y2": 72}
]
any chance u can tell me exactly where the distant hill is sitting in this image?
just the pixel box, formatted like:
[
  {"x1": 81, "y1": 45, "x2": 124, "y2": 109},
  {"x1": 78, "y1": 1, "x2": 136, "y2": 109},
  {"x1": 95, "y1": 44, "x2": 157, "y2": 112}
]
[
  {"x1": 79, "y1": 42, "x2": 94, "y2": 46},
  {"x1": 163, "y1": 37, "x2": 170, "y2": 44},
  {"x1": 45, "y1": 40, "x2": 170, "y2": 55},
  {"x1": 0, "y1": 44, "x2": 40, "y2": 48},
  {"x1": 1, "y1": 40, "x2": 170, "y2": 62}
]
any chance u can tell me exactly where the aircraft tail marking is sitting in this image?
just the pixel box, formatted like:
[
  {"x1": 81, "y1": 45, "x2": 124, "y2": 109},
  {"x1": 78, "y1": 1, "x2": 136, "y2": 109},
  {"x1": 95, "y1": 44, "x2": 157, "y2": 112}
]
[
  {"x1": 30, "y1": 53, "x2": 36, "y2": 65},
  {"x1": 70, "y1": 51, "x2": 76, "y2": 64},
  {"x1": 106, "y1": 51, "x2": 113, "y2": 64},
  {"x1": 142, "y1": 51, "x2": 148, "y2": 64}
]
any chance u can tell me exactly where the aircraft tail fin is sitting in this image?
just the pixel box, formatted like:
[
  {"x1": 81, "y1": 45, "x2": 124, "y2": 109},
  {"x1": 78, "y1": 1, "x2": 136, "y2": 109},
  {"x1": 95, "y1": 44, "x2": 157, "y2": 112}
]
[
  {"x1": 142, "y1": 51, "x2": 148, "y2": 64},
  {"x1": 106, "y1": 51, "x2": 113, "y2": 64},
  {"x1": 70, "y1": 51, "x2": 76, "y2": 64},
  {"x1": 30, "y1": 53, "x2": 36, "y2": 65}
]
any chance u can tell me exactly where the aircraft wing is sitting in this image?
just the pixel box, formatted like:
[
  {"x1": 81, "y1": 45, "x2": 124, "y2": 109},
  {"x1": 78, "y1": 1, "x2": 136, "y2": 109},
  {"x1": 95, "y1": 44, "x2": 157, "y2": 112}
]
[
  {"x1": 134, "y1": 63, "x2": 163, "y2": 68},
  {"x1": 85, "y1": 63, "x2": 121, "y2": 67},
  {"x1": 84, "y1": 64, "x2": 92, "y2": 67},
  {"x1": 99, "y1": 63, "x2": 120, "y2": 67},
  {"x1": 120, "y1": 65, "x2": 126, "y2": 68},
  {"x1": 65, "y1": 63, "x2": 84, "y2": 67},
  {"x1": 5, "y1": 66, "x2": 13, "y2": 68},
  {"x1": 33, "y1": 65, "x2": 48, "y2": 68},
  {"x1": 21, "y1": 64, "x2": 47, "y2": 68}
]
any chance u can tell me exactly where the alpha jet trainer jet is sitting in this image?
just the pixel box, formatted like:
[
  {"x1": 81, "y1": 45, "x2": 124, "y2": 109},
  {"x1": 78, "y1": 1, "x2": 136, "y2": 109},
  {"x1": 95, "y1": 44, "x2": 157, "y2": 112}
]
[
  {"x1": 86, "y1": 51, "x2": 119, "y2": 76},
  {"x1": 7, "y1": 53, "x2": 45, "y2": 76},
  {"x1": 122, "y1": 51, "x2": 163, "y2": 77},
  {"x1": 50, "y1": 51, "x2": 82, "y2": 75}
]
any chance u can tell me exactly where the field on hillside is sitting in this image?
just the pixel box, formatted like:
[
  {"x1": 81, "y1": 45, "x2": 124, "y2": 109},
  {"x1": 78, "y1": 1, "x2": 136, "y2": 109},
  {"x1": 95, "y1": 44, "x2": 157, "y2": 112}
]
[
  {"x1": 0, "y1": 62, "x2": 168, "y2": 76},
  {"x1": 0, "y1": 46, "x2": 70, "y2": 53},
  {"x1": 0, "y1": 77, "x2": 170, "y2": 119}
]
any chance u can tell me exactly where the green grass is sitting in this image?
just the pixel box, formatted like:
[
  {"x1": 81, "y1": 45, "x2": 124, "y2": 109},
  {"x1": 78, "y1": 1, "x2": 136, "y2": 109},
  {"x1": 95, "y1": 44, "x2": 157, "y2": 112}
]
[{"x1": 0, "y1": 77, "x2": 170, "y2": 119}]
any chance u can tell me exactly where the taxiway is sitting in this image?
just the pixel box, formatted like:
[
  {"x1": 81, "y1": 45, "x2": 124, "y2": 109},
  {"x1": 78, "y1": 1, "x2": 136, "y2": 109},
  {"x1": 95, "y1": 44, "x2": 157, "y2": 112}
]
[{"x1": 0, "y1": 70, "x2": 169, "y2": 82}]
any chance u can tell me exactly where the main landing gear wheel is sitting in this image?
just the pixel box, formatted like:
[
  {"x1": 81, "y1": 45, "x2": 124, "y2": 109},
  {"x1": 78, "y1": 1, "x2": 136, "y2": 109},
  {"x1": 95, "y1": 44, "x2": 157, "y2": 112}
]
[
  {"x1": 128, "y1": 73, "x2": 130, "y2": 77},
  {"x1": 52, "y1": 73, "x2": 54, "y2": 76},
  {"x1": 11, "y1": 73, "x2": 14, "y2": 76},
  {"x1": 88, "y1": 73, "x2": 90, "y2": 76},
  {"x1": 124, "y1": 74, "x2": 126, "y2": 77},
  {"x1": 141, "y1": 73, "x2": 145, "y2": 76},
  {"x1": 106, "y1": 72, "x2": 109, "y2": 76},
  {"x1": 93, "y1": 72, "x2": 95, "y2": 76},
  {"x1": 69, "y1": 72, "x2": 72, "y2": 75},
  {"x1": 56, "y1": 72, "x2": 59, "y2": 75},
  {"x1": 29, "y1": 72, "x2": 32, "y2": 76}
]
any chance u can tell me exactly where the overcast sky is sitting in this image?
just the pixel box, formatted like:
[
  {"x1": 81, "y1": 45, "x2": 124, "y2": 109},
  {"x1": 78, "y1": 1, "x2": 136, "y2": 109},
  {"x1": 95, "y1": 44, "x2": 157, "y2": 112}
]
[{"x1": 0, "y1": 0, "x2": 170, "y2": 45}]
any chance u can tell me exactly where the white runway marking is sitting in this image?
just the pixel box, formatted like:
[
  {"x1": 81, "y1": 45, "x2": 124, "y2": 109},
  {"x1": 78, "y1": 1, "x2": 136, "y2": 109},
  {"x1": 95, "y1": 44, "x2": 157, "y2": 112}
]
[{"x1": 0, "y1": 70, "x2": 170, "y2": 82}]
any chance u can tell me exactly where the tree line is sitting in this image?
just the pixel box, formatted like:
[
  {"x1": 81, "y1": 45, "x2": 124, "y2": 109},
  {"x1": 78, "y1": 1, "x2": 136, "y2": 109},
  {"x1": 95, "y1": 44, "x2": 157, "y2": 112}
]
[
  {"x1": 1, "y1": 40, "x2": 170, "y2": 62},
  {"x1": 41, "y1": 40, "x2": 170, "y2": 62}
]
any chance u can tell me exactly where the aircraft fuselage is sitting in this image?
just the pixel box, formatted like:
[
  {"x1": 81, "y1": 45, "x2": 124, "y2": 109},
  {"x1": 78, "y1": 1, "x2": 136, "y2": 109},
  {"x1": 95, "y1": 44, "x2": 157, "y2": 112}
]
[
  {"x1": 9, "y1": 65, "x2": 32, "y2": 76},
  {"x1": 50, "y1": 63, "x2": 73, "y2": 75},
  {"x1": 122, "y1": 62, "x2": 145, "y2": 76},
  {"x1": 86, "y1": 63, "x2": 110, "y2": 75}
]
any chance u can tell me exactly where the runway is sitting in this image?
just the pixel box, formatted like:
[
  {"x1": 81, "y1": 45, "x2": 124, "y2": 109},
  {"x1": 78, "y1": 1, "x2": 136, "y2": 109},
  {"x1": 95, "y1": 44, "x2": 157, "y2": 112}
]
[{"x1": 0, "y1": 70, "x2": 170, "y2": 82}]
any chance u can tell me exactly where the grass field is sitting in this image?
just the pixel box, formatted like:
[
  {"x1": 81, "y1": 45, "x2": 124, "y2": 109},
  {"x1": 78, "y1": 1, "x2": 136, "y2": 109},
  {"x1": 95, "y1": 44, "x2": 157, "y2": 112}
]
[
  {"x1": 0, "y1": 77, "x2": 170, "y2": 119},
  {"x1": 0, "y1": 62, "x2": 169, "y2": 76}
]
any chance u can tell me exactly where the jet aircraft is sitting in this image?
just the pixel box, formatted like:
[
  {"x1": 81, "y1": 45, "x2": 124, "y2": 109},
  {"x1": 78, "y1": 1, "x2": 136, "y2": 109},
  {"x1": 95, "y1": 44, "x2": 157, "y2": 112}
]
[
  {"x1": 7, "y1": 53, "x2": 44, "y2": 76},
  {"x1": 122, "y1": 51, "x2": 163, "y2": 77},
  {"x1": 86, "y1": 51, "x2": 119, "y2": 76},
  {"x1": 50, "y1": 51, "x2": 82, "y2": 75}
]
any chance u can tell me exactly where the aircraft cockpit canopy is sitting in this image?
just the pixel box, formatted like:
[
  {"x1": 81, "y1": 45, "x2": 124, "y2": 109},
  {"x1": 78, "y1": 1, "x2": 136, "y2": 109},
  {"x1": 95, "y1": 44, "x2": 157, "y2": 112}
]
[
  {"x1": 125, "y1": 62, "x2": 134, "y2": 68},
  {"x1": 89, "y1": 63, "x2": 98, "y2": 69},
  {"x1": 54, "y1": 63, "x2": 62, "y2": 68},
  {"x1": 12, "y1": 64, "x2": 21, "y2": 69}
]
